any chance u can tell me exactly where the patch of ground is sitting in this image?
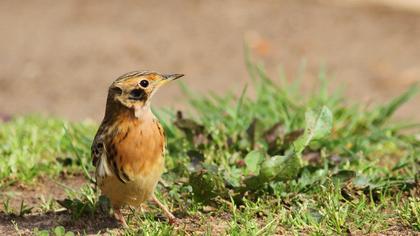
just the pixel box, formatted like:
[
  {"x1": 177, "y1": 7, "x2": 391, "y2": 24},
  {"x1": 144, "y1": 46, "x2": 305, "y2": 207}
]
[
  {"x1": 0, "y1": 175, "x2": 233, "y2": 235},
  {"x1": 0, "y1": 178, "x2": 230, "y2": 235},
  {"x1": 0, "y1": 176, "x2": 418, "y2": 235},
  {"x1": 0, "y1": 175, "x2": 85, "y2": 212},
  {"x1": 0, "y1": 212, "x2": 119, "y2": 236},
  {"x1": 0, "y1": 174, "x2": 279, "y2": 235},
  {"x1": 0, "y1": 175, "x2": 87, "y2": 235}
]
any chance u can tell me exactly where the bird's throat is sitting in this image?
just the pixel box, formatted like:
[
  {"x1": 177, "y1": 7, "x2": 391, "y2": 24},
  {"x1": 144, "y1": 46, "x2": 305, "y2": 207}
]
[{"x1": 134, "y1": 104, "x2": 153, "y2": 120}]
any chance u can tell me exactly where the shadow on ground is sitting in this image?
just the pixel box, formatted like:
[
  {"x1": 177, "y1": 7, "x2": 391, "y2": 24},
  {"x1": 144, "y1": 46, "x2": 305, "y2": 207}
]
[{"x1": 0, "y1": 211, "x2": 119, "y2": 235}]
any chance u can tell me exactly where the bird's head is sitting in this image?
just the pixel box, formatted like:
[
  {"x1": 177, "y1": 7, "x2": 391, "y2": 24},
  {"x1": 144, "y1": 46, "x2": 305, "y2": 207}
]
[{"x1": 107, "y1": 71, "x2": 183, "y2": 112}]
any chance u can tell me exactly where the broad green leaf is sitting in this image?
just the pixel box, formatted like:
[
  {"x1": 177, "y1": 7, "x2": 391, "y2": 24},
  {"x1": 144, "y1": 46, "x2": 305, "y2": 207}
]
[
  {"x1": 53, "y1": 226, "x2": 66, "y2": 236},
  {"x1": 189, "y1": 166, "x2": 226, "y2": 203},
  {"x1": 33, "y1": 228, "x2": 49, "y2": 236},
  {"x1": 260, "y1": 154, "x2": 302, "y2": 181},
  {"x1": 293, "y1": 106, "x2": 333, "y2": 154},
  {"x1": 244, "y1": 107, "x2": 332, "y2": 190},
  {"x1": 244, "y1": 150, "x2": 265, "y2": 174},
  {"x1": 352, "y1": 174, "x2": 371, "y2": 188}
]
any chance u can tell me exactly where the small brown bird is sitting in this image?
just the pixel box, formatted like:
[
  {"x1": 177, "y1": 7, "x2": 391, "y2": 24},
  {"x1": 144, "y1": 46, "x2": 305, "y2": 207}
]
[{"x1": 91, "y1": 71, "x2": 183, "y2": 227}]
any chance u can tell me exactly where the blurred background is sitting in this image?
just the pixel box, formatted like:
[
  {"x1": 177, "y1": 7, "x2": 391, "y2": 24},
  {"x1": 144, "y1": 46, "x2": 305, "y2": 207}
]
[{"x1": 0, "y1": 0, "x2": 419, "y2": 122}]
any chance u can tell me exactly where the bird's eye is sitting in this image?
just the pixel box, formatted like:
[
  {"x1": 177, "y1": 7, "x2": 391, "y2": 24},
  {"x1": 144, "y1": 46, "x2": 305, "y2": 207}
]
[{"x1": 139, "y1": 80, "x2": 149, "y2": 88}]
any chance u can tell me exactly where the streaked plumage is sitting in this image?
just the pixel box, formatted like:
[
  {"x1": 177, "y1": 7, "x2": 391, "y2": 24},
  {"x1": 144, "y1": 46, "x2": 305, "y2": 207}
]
[{"x1": 91, "y1": 71, "x2": 183, "y2": 226}]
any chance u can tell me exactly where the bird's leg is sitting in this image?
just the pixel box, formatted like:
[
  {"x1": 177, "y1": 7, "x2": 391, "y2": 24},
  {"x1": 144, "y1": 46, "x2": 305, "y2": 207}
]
[
  {"x1": 151, "y1": 194, "x2": 177, "y2": 224},
  {"x1": 113, "y1": 207, "x2": 128, "y2": 228}
]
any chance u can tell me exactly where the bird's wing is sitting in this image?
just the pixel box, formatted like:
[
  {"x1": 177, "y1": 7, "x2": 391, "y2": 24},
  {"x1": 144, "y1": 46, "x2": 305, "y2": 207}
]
[
  {"x1": 91, "y1": 123, "x2": 107, "y2": 166},
  {"x1": 92, "y1": 123, "x2": 131, "y2": 183}
]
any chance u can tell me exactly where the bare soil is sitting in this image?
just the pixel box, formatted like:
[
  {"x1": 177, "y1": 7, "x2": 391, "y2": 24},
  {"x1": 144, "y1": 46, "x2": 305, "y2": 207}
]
[{"x1": 0, "y1": 0, "x2": 419, "y2": 122}]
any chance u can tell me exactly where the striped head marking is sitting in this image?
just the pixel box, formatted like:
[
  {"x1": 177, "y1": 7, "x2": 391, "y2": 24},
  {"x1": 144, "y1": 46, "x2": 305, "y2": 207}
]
[{"x1": 108, "y1": 71, "x2": 183, "y2": 109}]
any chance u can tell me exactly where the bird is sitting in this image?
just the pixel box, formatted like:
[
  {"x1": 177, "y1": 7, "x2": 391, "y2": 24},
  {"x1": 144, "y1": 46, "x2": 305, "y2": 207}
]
[{"x1": 91, "y1": 70, "x2": 183, "y2": 227}]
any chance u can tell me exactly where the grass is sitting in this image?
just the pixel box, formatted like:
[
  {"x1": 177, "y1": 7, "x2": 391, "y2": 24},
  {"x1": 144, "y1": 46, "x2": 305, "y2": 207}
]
[
  {"x1": 0, "y1": 116, "x2": 95, "y2": 187},
  {"x1": 0, "y1": 60, "x2": 419, "y2": 235}
]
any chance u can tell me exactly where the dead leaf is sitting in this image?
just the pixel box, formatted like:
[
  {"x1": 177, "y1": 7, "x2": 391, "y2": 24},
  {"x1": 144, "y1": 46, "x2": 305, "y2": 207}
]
[
  {"x1": 174, "y1": 111, "x2": 208, "y2": 146},
  {"x1": 283, "y1": 129, "x2": 304, "y2": 146},
  {"x1": 0, "y1": 112, "x2": 12, "y2": 122},
  {"x1": 246, "y1": 118, "x2": 258, "y2": 149},
  {"x1": 302, "y1": 152, "x2": 321, "y2": 165},
  {"x1": 263, "y1": 122, "x2": 284, "y2": 146},
  {"x1": 187, "y1": 150, "x2": 205, "y2": 171}
]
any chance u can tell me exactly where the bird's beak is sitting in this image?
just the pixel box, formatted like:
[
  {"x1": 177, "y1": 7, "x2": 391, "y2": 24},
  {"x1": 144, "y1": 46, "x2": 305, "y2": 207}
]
[{"x1": 163, "y1": 74, "x2": 184, "y2": 81}]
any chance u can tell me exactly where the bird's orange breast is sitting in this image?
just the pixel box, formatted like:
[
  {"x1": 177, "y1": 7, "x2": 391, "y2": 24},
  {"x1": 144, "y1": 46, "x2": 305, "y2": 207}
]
[
  {"x1": 99, "y1": 114, "x2": 166, "y2": 207},
  {"x1": 113, "y1": 116, "x2": 165, "y2": 178}
]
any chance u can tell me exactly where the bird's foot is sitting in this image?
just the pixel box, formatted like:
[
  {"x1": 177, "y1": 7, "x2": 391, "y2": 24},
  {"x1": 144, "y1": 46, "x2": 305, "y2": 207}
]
[
  {"x1": 113, "y1": 208, "x2": 128, "y2": 228},
  {"x1": 152, "y1": 194, "x2": 178, "y2": 225},
  {"x1": 168, "y1": 215, "x2": 178, "y2": 225}
]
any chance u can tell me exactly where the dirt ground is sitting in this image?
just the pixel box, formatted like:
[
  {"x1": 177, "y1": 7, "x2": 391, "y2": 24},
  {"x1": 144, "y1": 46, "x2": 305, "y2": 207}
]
[
  {"x1": 0, "y1": 0, "x2": 419, "y2": 122},
  {"x1": 0, "y1": 175, "x2": 234, "y2": 235}
]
